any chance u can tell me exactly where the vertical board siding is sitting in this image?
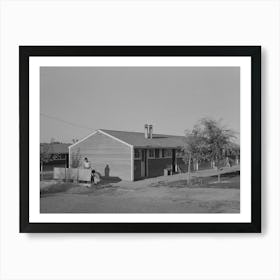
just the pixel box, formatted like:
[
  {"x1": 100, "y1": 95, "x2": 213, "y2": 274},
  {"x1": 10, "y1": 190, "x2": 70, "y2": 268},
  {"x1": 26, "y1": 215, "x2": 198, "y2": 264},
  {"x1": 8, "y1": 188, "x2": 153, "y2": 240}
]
[
  {"x1": 134, "y1": 158, "x2": 174, "y2": 180},
  {"x1": 69, "y1": 132, "x2": 132, "y2": 181},
  {"x1": 148, "y1": 158, "x2": 173, "y2": 178},
  {"x1": 134, "y1": 160, "x2": 141, "y2": 180}
]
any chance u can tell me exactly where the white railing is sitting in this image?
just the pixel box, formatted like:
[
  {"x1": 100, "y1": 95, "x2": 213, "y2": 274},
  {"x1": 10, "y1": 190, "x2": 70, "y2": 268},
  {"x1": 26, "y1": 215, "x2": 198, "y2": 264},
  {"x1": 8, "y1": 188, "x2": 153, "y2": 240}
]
[{"x1": 53, "y1": 167, "x2": 91, "y2": 182}]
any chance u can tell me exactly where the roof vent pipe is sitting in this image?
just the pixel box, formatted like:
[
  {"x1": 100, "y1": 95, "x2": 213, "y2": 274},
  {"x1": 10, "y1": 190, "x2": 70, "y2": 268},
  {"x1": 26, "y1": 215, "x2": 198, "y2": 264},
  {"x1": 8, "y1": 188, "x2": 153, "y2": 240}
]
[
  {"x1": 148, "y1": 125, "x2": 153, "y2": 139},
  {"x1": 144, "y1": 124, "x2": 149, "y2": 139}
]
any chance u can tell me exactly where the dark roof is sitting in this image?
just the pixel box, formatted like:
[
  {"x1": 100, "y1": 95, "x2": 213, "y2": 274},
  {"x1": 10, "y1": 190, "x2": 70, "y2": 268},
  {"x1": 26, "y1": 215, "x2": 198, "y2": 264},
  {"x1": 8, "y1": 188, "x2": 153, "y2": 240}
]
[
  {"x1": 100, "y1": 129, "x2": 186, "y2": 148},
  {"x1": 40, "y1": 143, "x2": 70, "y2": 154}
]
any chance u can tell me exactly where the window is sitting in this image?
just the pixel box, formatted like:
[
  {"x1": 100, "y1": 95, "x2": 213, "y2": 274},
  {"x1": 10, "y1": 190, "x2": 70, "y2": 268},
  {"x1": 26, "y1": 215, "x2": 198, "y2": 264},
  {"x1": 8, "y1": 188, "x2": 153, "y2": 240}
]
[
  {"x1": 165, "y1": 149, "x2": 172, "y2": 158},
  {"x1": 134, "y1": 149, "x2": 140, "y2": 159},
  {"x1": 161, "y1": 149, "x2": 172, "y2": 158},
  {"x1": 60, "y1": 154, "x2": 66, "y2": 160},
  {"x1": 155, "y1": 149, "x2": 160, "y2": 158},
  {"x1": 148, "y1": 149, "x2": 155, "y2": 158}
]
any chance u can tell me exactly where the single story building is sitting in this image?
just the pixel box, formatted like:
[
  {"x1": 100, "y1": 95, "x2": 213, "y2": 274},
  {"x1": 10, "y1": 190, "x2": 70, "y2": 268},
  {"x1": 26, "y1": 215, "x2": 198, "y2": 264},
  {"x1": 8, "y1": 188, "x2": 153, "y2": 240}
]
[
  {"x1": 68, "y1": 125, "x2": 187, "y2": 181},
  {"x1": 40, "y1": 142, "x2": 70, "y2": 170}
]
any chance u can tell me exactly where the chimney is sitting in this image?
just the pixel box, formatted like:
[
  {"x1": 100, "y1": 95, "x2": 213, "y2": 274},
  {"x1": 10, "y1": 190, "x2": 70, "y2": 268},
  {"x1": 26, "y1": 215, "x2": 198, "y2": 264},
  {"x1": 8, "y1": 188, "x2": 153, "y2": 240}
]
[
  {"x1": 148, "y1": 125, "x2": 153, "y2": 139},
  {"x1": 144, "y1": 124, "x2": 149, "y2": 139}
]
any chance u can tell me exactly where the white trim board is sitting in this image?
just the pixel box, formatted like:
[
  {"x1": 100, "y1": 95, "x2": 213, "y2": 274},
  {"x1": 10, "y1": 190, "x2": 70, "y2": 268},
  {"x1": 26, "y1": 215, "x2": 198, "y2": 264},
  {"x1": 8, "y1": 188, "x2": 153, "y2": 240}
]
[
  {"x1": 98, "y1": 130, "x2": 133, "y2": 148},
  {"x1": 69, "y1": 129, "x2": 133, "y2": 149},
  {"x1": 68, "y1": 130, "x2": 99, "y2": 149}
]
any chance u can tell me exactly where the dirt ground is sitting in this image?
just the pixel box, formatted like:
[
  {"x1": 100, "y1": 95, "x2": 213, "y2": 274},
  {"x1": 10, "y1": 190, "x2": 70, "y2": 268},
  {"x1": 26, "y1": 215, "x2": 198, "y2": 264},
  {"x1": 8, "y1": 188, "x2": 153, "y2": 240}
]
[{"x1": 40, "y1": 167, "x2": 240, "y2": 213}]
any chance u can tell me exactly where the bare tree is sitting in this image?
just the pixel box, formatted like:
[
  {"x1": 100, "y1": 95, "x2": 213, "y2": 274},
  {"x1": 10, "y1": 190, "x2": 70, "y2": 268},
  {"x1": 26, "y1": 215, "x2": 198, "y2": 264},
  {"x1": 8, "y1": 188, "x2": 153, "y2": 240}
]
[
  {"x1": 71, "y1": 148, "x2": 82, "y2": 168},
  {"x1": 183, "y1": 118, "x2": 236, "y2": 183},
  {"x1": 40, "y1": 145, "x2": 51, "y2": 180},
  {"x1": 40, "y1": 143, "x2": 62, "y2": 180},
  {"x1": 182, "y1": 128, "x2": 208, "y2": 184}
]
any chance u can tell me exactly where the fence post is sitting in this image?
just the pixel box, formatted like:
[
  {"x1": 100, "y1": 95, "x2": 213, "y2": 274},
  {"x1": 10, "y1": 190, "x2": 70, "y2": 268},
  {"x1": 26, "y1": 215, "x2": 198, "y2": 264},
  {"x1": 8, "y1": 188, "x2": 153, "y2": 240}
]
[
  {"x1": 76, "y1": 168, "x2": 79, "y2": 183},
  {"x1": 40, "y1": 162, "x2": 44, "y2": 181}
]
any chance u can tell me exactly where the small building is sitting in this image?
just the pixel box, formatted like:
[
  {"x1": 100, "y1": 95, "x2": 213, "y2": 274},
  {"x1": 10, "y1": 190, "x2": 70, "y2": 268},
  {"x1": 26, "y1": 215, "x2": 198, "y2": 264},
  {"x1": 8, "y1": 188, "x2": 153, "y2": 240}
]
[
  {"x1": 68, "y1": 125, "x2": 186, "y2": 181},
  {"x1": 40, "y1": 142, "x2": 70, "y2": 170}
]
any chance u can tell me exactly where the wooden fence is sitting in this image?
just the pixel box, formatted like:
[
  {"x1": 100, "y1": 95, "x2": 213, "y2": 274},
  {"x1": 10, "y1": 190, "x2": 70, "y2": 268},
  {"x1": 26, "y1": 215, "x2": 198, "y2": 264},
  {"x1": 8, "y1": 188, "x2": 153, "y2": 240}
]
[{"x1": 53, "y1": 168, "x2": 91, "y2": 182}]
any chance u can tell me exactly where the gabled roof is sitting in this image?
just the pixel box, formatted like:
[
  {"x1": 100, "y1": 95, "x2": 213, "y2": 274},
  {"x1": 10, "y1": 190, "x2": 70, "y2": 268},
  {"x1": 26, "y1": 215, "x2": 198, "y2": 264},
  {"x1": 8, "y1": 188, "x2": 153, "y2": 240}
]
[
  {"x1": 100, "y1": 129, "x2": 186, "y2": 148},
  {"x1": 40, "y1": 143, "x2": 71, "y2": 154}
]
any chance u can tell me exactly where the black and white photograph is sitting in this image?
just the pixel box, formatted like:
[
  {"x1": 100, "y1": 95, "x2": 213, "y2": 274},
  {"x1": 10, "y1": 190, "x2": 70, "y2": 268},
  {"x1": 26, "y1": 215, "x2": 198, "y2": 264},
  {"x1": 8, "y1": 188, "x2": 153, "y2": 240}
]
[
  {"x1": 40, "y1": 66, "x2": 241, "y2": 214},
  {"x1": 19, "y1": 46, "x2": 261, "y2": 232}
]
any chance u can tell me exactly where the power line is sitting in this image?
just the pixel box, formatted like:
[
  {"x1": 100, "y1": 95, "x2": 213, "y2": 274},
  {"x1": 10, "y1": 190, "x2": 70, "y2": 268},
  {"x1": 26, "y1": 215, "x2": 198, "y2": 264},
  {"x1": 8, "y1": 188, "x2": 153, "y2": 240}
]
[{"x1": 40, "y1": 113, "x2": 94, "y2": 131}]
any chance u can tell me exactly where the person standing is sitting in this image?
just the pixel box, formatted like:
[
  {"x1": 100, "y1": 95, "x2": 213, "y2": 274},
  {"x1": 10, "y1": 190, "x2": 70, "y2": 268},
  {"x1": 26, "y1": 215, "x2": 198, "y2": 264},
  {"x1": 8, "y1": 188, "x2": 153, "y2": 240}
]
[
  {"x1": 225, "y1": 156, "x2": 231, "y2": 168},
  {"x1": 83, "y1": 158, "x2": 91, "y2": 187},
  {"x1": 83, "y1": 157, "x2": 91, "y2": 169}
]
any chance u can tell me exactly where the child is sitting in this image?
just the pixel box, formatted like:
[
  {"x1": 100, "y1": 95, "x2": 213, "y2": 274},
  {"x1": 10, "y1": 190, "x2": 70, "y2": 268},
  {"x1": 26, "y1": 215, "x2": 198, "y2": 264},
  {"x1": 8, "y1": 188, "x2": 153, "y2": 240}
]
[
  {"x1": 91, "y1": 169, "x2": 96, "y2": 183},
  {"x1": 91, "y1": 169, "x2": 101, "y2": 185},
  {"x1": 93, "y1": 172, "x2": 101, "y2": 185}
]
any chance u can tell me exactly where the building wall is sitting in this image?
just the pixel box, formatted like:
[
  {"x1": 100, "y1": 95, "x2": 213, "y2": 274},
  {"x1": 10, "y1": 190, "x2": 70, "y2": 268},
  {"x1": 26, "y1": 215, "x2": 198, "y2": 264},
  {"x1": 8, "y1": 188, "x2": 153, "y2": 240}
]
[
  {"x1": 148, "y1": 158, "x2": 172, "y2": 178},
  {"x1": 134, "y1": 158, "x2": 173, "y2": 180},
  {"x1": 41, "y1": 154, "x2": 69, "y2": 171},
  {"x1": 134, "y1": 160, "x2": 141, "y2": 180},
  {"x1": 69, "y1": 131, "x2": 132, "y2": 181}
]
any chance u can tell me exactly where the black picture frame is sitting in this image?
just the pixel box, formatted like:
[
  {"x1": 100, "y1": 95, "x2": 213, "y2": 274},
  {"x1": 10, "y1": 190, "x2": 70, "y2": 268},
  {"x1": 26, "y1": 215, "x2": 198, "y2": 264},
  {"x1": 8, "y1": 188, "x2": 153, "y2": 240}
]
[{"x1": 20, "y1": 46, "x2": 261, "y2": 233}]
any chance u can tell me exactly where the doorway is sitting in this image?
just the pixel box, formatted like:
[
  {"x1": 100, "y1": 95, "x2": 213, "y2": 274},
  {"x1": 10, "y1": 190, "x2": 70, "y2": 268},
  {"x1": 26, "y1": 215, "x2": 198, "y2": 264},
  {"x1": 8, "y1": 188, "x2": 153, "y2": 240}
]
[
  {"x1": 141, "y1": 149, "x2": 148, "y2": 177},
  {"x1": 172, "y1": 149, "x2": 176, "y2": 173}
]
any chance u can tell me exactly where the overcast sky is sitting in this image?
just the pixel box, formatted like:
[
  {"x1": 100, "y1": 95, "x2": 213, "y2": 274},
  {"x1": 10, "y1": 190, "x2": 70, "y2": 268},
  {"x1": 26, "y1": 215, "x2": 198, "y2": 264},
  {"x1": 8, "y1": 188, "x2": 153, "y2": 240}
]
[{"x1": 40, "y1": 66, "x2": 240, "y2": 143}]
